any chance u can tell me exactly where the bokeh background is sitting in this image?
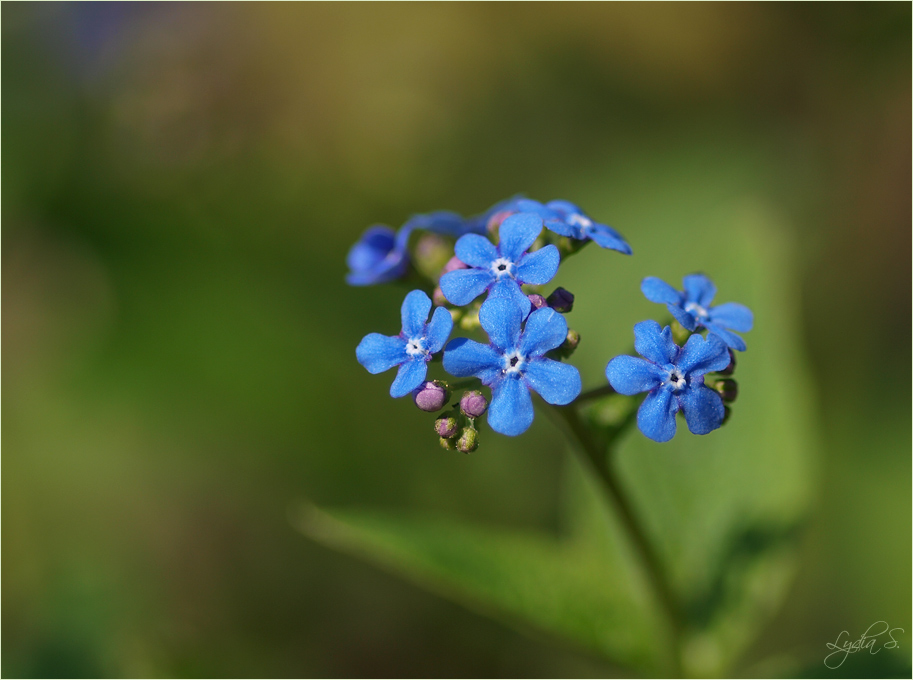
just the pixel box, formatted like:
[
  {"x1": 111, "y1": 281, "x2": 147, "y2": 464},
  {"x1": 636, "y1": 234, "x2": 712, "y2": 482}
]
[{"x1": 3, "y1": 3, "x2": 910, "y2": 677}]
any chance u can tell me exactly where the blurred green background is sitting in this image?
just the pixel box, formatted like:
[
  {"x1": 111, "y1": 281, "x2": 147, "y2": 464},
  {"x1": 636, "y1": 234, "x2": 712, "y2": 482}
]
[{"x1": 3, "y1": 3, "x2": 910, "y2": 677}]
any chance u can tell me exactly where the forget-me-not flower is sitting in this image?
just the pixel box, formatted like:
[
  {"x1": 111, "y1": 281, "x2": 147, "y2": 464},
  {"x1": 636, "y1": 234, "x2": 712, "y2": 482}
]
[
  {"x1": 356, "y1": 290, "x2": 453, "y2": 397},
  {"x1": 606, "y1": 321, "x2": 731, "y2": 442},
  {"x1": 346, "y1": 224, "x2": 413, "y2": 286},
  {"x1": 641, "y1": 274, "x2": 754, "y2": 351},
  {"x1": 439, "y1": 212, "x2": 560, "y2": 307},
  {"x1": 443, "y1": 295, "x2": 581, "y2": 436},
  {"x1": 541, "y1": 199, "x2": 632, "y2": 254}
]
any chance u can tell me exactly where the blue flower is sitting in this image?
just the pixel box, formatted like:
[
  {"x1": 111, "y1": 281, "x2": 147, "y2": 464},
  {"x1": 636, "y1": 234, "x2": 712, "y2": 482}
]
[
  {"x1": 356, "y1": 290, "x2": 454, "y2": 397},
  {"x1": 443, "y1": 296, "x2": 581, "y2": 436},
  {"x1": 346, "y1": 224, "x2": 413, "y2": 286},
  {"x1": 606, "y1": 321, "x2": 731, "y2": 442},
  {"x1": 641, "y1": 274, "x2": 754, "y2": 351},
  {"x1": 439, "y1": 212, "x2": 560, "y2": 307},
  {"x1": 541, "y1": 200, "x2": 632, "y2": 254}
]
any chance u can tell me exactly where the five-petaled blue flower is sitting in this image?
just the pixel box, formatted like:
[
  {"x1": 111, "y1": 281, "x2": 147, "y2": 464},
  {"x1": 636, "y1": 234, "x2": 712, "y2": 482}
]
[
  {"x1": 606, "y1": 320, "x2": 731, "y2": 443},
  {"x1": 356, "y1": 290, "x2": 453, "y2": 397},
  {"x1": 443, "y1": 295, "x2": 581, "y2": 436},
  {"x1": 478, "y1": 197, "x2": 632, "y2": 255},
  {"x1": 641, "y1": 274, "x2": 754, "y2": 351},
  {"x1": 439, "y1": 212, "x2": 560, "y2": 307}
]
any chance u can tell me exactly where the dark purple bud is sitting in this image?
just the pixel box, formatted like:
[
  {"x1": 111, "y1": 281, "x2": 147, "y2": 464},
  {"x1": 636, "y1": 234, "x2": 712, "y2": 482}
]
[
  {"x1": 456, "y1": 426, "x2": 478, "y2": 454},
  {"x1": 434, "y1": 412, "x2": 460, "y2": 438},
  {"x1": 717, "y1": 349, "x2": 737, "y2": 376},
  {"x1": 721, "y1": 405, "x2": 732, "y2": 426},
  {"x1": 546, "y1": 287, "x2": 575, "y2": 313},
  {"x1": 527, "y1": 294, "x2": 548, "y2": 311},
  {"x1": 413, "y1": 381, "x2": 450, "y2": 412},
  {"x1": 712, "y1": 379, "x2": 738, "y2": 403},
  {"x1": 459, "y1": 390, "x2": 489, "y2": 419}
]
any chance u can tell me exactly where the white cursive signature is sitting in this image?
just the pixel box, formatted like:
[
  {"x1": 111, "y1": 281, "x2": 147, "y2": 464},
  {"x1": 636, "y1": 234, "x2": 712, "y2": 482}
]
[{"x1": 824, "y1": 621, "x2": 904, "y2": 669}]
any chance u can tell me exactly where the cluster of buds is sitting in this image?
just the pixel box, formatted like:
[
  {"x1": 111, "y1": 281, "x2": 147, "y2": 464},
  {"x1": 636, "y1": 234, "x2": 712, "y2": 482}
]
[{"x1": 429, "y1": 390, "x2": 489, "y2": 453}]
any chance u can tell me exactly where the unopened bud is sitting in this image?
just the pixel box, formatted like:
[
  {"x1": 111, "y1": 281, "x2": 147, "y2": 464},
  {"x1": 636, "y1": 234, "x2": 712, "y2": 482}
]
[
  {"x1": 456, "y1": 426, "x2": 478, "y2": 454},
  {"x1": 562, "y1": 329, "x2": 581, "y2": 353},
  {"x1": 712, "y1": 379, "x2": 738, "y2": 403},
  {"x1": 486, "y1": 210, "x2": 513, "y2": 235},
  {"x1": 460, "y1": 390, "x2": 489, "y2": 419},
  {"x1": 414, "y1": 234, "x2": 452, "y2": 280},
  {"x1": 721, "y1": 405, "x2": 732, "y2": 426},
  {"x1": 441, "y1": 255, "x2": 468, "y2": 277},
  {"x1": 527, "y1": 294, "x2": 548, "y2": 311},
  {"x1": 413, "y1": 381, "x2": 450, "y2": 412},
  {"x1": 439, "y1": 436, "x2": 456, "y2": 450},
  {"x1": 434, "y1": 411, "x2": 460, "y2": 438},
  {"x1": 717, "y1": 349, "x2": 737, "y2": 376},
  {"x1": 546, "y1": 287, "x2": 575, "y2": 313},
  {"x1": 432, "y1": 286, "x2": 448, "y2": 307}
]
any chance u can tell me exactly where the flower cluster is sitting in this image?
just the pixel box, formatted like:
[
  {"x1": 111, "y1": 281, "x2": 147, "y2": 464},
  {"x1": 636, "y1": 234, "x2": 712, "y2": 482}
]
[{"x1": 349, "y1": 196, "x2": 752, "y2": 447}]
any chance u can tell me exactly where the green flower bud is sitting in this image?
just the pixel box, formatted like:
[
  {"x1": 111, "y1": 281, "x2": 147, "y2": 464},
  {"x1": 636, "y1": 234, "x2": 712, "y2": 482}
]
[
  {"x1": 434, "y1": 411, "x2": 460, "y2": 438},
  {"x1": 670, "y1": 320, "x2": 691, "y2": 346},
  {"x1": 439, "y1": 436, "x2": 457, "y2": 450},
  {"x1": 456, "y1": 426, "x2": 478, "y2": 454}
]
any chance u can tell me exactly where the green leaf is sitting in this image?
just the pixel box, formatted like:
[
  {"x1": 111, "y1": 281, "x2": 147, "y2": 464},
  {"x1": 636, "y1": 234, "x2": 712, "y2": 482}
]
[{"x1": 294, "y1": 503, "x2": 670, "y2": 675}]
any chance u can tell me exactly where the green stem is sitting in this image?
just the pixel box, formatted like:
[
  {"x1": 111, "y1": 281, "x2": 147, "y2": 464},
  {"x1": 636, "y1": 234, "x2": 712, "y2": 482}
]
[{"x1": 550, "y1": 403, "x2": 684, "y2": 676}]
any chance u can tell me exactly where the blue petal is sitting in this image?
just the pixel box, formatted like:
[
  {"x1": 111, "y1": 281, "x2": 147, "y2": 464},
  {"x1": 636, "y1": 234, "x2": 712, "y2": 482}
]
[
  {"x1": 703, "y1": 322, "x2": 747, "y2": 352},
  {"x1": 518, "y1": 307, "x2": 568, "y2": 357},
  {"x1": 390, "y1": 358, "x2": 428, "y2": 398},
  {"x1": 516, "y1": 244, "x2": 560, "y2": 285},
  {"x1": 523, "y1": 358, "x2": 581, "y2": 405},
  {"x1": 544, "y1": 199, "x2": 582, "y2": 217},
  {"x1": 708, "y1": 302, "x2": 753, "y2": 332},
  {"x1": 424, "y1": 306, "x2": 454, "y2": 353},
  {"x1": 498, "y1": 212, "x2": 543, "y2": 262},
  {"x1": 511, "y1": 198, "x2": 553, "y2": 218},
  {"x1": 356, "y1": 333, "x2": 407, "y2": 374},
  {"x1": 404, "y1": 210, "x2": 467, "y2": 237},
  {"x1": 667, "y1": 303, "x2": 698, "y2": 332},
  {"x1": 606, "y1": 355, "x2": 664, "y2": 395},
  {"x1": 543, "y1": 218, "x2": 579, "y2": 238},
  {"x1": 346, "y1": 226, "x2": 395, "y2": 271},
  {"x1": 439, "y1": 268, "x2": 493, "y2": 306},
  {"x1": 637, "y1": 387, "x2": 679, "y2": 443},
  {"x1": 479, "y1": 295, "x2": 524, "y2": 353},
  {"x1": 683, "y1": 274, "x2": 717, "y2": 307},
  {"x1": 454, "y1": 234, "x2": 498, "y2": 269},
  {"x1": 400, "y1": 290, "x2": 432, "y2": 338},
  {"x1": 641, "y1": 277, "x2": 681, "y2": 305},
  {"x1": 676, "y1": 333, "x2": 731, "y2": 376},
  {"x1": 442, "y1": 337, "x2": 502, "y2": 378},
  {"x1": 589, "y1": 223, "x2": 632, "y2": 255},
  {"x1": 633, "y1": 320, "x2": 678, "y2": 365},
  {"x1": 679, "y1": 384, "x2": 725, "y2": 435},
  {"x1": 488, "y1": 375, "x2": 534, "y2": 436},
  {"x1": 489, "y1": 277, "x2": 531, "y2": 313}
]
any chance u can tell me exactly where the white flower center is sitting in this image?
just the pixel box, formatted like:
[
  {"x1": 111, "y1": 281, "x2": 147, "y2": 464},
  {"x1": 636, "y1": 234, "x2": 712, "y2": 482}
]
[
  {"x1": 502, "y1": 350, "x2": 526, "y2": 375},
  {"x1": 406, "y1": 338, "x2": 427, "y2": 357},
  {"x1": 666, "y1": 368, "x2": 687, "y2": 391},
  {"x1": 490, "y1": 257, "x2": 515, "y2": 279},
  {"x1": 568, "y1": 213, "x2": 592, "y2": 230},
  {"x1": 684, "y1": 301, "x2": 708, "y2": 319}
]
